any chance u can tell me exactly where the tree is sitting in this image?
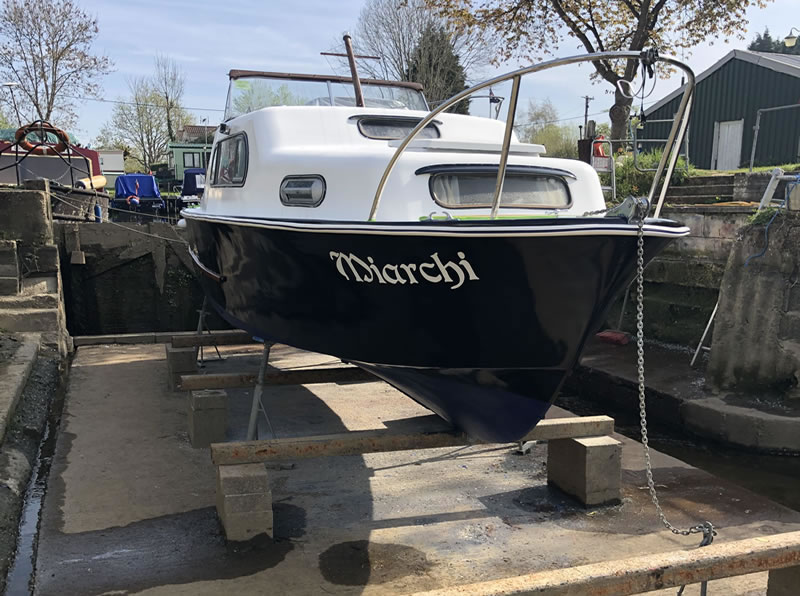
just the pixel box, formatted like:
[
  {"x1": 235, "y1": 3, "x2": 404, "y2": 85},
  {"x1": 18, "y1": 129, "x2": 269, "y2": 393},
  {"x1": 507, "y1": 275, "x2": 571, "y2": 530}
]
[
  {"x1": 427, "y1": 0, "x2": 769, "y2": 142},
  {"x1": 230, "y1": 81, "x2": 305, "y2": 116},
  {"x1": 406, "y1": 25, "x2": 469, "y2": 112},
  {"x1": 517, "y1": 98, "x2": 578, "y2": 158},
  {"x1": 153, "y1": 55, "x2": 186, "y2": 142},
  {"x1": 517, "y1": 98, "x2": 558, "y2": 141},
  {"x1": 748, "y1": 28, "x2": 800, "y2": 55},
  {"x1": 348, "y1": 0, "x2": 493, "y2": 85},
  {"x1": 0, "y1": 0, "x2": 111, "y2": 128},
  {"x1": 97, "y1": 77, "x2": 190, "y2": 171}
]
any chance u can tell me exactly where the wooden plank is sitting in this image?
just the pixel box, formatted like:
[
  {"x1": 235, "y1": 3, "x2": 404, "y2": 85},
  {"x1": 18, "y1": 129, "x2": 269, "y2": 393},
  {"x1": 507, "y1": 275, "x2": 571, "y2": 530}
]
[
  {"x1": 171, "y1": 331, "x2": 256, "y2": 348},
  {"x1": 210, "y1": 416, "x2": 615, "y2": 465},
  {"x1": 411, "y1": 531, "x2": 800, "y2": 596},
  {"x1": 73, "y1": 333, "x2": 157, "y2": 346},
  {"x1": 74, "y1": 330, "x2": 204, "y2": 346},
  {"x1": 179, "y1": 366, "x2": 375, "y2": 391}
]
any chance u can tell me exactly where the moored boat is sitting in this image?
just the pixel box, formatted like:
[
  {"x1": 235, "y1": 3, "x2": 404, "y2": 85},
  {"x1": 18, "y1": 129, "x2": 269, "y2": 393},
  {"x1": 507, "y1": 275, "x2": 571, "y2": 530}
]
[{"x1": 183, "y1": 49, "x2": 695, "y2": 442}]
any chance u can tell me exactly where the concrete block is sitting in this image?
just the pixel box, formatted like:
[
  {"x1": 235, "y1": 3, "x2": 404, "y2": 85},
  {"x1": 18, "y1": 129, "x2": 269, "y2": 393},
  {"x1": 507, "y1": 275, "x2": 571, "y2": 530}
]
[
  {"x1": 767, "y1": 565, "x2": 800, "y2": 596},
  {"x1": 217, "y1": 463, "x2": 270, "y2": 495},
  {"x1": 166, "y1": 344, "x2": 198, "y2": 390},
  {"x1": 187, "y1": 403, "x2": 227, "y2": 448},
  {"x1": 189, "y1": 389, "x2": 227, "y2": 411},
  {"x1": 69, "y1": 250, "x2": 86, "y2": 265},
  {"x1": 0, "y1": 277, "x2": 18, "y2": 295},
  {"x1": 215, "y1": 463, "x2": 273, "y2": 541},
  {"x1": 166, "y1": 344, "x2": 199, "y2": 372},
  {"x1": 32, "y1": 244, "x2": 59, "y2": 273},
  {"x1": 547, "y1": 436, "x2": 621, "y2": 506},
  {"x1": 218, "y1": 509, "x2": 274, "y2": 542},
  {"x1": 217, "y1": 491, "x2": 273, "y2": 515}
]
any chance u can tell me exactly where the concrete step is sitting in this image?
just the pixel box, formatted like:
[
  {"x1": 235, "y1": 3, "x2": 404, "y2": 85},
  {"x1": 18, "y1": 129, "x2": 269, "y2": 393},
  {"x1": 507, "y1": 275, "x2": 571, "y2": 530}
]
[
  {"x1": 666, "y1": 184, "x2": 735, "y2": 197},
  {"x1": 0, "y1": 293, "x2": 59, "y2": 310},
  {"x1": 0, "y1": 308, "x2": 60, "y2": 333},
  {"x1": 0, "y1": 277, "x2": 19, "y2": 296},
  {"x1": 679, "y1": 175, "x2": 735, "y2": 187},
  {"x1": 21, "y1": 275, "x2": 57, "y2": 296},
  {"x1": 663, "y1": 194, "x2": 734, "y2": 205}
]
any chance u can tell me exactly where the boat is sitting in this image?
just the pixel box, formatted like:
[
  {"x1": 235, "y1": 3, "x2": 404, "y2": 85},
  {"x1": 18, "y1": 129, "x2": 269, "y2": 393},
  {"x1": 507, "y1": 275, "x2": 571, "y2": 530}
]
[
  {"x1": 183, "y1": 48, "x2": 695, "y2": 443},
  {"x1": 112, "y1": 173, "x2": 164, "y2": 212}
]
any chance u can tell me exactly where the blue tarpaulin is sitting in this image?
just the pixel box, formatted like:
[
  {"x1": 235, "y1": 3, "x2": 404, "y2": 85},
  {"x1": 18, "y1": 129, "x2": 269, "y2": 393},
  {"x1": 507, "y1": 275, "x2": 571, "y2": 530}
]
[
  {"x1": 182, "y1": 168, "x2": 205, "y2": 196},
  {"x1": 115, "y1": 174, "x2": 161, "y2": 199}
]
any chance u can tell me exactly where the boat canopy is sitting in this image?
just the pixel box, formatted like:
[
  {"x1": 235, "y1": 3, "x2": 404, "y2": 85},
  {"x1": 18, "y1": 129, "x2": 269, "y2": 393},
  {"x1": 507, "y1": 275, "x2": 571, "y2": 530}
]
[{"x1": 225, "y1": 70, "x2": 428, "y2": 120}]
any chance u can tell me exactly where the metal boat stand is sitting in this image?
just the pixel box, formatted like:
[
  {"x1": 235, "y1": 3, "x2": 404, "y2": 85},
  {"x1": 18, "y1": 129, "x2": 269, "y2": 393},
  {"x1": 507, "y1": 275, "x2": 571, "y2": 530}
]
[
  {"x1": 246, "y1": 341, "x2": 276, "y2": 441},
  {"x1": 194, "y1": 296, "x2": 222, "y2": 367}
]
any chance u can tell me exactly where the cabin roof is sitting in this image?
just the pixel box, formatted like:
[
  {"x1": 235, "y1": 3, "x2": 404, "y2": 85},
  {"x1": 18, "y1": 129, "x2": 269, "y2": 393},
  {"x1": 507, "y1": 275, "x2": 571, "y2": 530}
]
[{"x1": 227, "y1": 69, "x2": 424, "y2": 91}]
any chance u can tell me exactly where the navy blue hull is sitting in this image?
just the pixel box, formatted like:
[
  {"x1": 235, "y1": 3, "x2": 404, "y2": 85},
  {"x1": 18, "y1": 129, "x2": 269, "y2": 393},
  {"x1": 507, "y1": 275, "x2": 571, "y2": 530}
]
[{"x1": 184, "y1": 215, "x2": 680, "y2": 442}]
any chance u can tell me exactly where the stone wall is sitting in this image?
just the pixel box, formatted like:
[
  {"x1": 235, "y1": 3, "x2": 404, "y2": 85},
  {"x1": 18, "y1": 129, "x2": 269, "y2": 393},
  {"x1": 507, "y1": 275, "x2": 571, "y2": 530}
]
[
  {"x1": 611, "y1": 205, "x2": 754, "y2": 346},
  {"x1": 708, "y1": 211, "x2": 800, "y2": 391},
  {"x1": 56, "y1": 221, "x2": 225, "y2": 336},
  {"x1": 733, "y1": 171, "x2": 800, "y2": 204}
]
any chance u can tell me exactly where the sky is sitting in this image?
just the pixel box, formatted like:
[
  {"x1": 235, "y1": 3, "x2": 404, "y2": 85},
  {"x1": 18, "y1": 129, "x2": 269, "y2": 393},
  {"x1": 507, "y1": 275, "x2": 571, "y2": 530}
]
[{"x1": 65, "y1": 0, "x2": 800, "y2": 144}]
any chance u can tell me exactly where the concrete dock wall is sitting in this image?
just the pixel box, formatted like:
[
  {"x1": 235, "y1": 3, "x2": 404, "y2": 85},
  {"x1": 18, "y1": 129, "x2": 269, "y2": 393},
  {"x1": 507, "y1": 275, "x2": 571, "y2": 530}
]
[
  {"x1": 709, "y1": 211, "x2": 800, "y2": 391},
  {"x1": 55, "y1": 222, "x2": 226, "y2": 336},
  {"x1": 613, "y1": 205, "x2": 753, "y2": 346}
]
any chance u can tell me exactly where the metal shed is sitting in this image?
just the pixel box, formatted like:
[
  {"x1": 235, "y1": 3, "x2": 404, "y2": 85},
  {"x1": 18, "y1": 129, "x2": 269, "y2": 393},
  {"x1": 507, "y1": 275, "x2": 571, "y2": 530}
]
[{"x1": 642, "y1": 50, "x2": 800, "y2": 170}]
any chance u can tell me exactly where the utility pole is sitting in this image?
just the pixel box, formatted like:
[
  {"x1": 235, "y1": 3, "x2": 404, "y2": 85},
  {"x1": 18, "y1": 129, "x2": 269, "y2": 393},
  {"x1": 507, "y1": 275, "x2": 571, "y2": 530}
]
[{"x1": 582, "y1": 95, "x2": 594, "y2": 138}]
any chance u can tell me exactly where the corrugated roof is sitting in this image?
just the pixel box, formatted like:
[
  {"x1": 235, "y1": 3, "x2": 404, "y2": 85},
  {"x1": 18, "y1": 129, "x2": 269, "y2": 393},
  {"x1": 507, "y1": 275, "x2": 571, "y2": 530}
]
[{"x1": 645, "y1": 49, "x2": 800, "y2": 116}]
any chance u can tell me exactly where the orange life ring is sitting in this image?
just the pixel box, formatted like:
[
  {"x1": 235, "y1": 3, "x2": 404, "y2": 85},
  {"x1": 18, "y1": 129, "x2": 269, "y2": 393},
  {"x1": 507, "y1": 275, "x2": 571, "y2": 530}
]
[{"x1": 14, "y1": 122, "x2": 69, "y2": 155}]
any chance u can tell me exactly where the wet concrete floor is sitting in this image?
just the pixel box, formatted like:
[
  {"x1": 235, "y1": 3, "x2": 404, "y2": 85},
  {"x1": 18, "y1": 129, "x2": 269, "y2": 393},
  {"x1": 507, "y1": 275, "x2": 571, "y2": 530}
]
[{"x1": 30, "y1": 344, "x2": 800, "y2": 595}]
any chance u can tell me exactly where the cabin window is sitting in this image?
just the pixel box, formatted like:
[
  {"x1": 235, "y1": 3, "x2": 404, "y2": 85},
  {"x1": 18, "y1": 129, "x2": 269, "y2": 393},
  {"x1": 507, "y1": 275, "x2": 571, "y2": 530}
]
[
  {"x1": 211, "y1": 134, "x2": 248, "y2": 186},
  {"x1": 429, "y1": 172, "x2": 571, "y2": 209},
  {"x1": 355, "y1": 117, "x2": 440, "y2": 141},
  {"x1": 183, "y1": 152, "x2": 201, "y2": 168}
]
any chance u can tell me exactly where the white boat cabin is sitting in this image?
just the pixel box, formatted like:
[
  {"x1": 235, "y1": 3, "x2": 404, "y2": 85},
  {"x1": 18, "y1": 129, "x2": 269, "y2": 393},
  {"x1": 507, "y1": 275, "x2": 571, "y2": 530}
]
[{"x1": 199, "y1": 70, "x2": 606, "y2": 222}]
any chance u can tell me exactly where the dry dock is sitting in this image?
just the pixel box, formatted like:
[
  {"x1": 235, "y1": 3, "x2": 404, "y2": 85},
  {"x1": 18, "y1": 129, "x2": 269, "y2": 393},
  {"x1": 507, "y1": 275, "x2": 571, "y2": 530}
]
[{"x1": 32, "y1": 342, "x2": 800, "y2": 595}]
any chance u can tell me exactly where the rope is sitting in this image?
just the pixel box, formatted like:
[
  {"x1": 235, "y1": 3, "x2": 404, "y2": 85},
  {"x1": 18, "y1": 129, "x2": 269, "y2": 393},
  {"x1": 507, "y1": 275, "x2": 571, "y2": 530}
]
[{"x1": 49, "y1": 193, "x2": 188, "y2": 245}]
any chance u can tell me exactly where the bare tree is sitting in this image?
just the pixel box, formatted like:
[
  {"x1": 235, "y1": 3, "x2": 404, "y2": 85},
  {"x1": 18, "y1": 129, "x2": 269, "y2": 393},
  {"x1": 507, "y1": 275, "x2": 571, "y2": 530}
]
[
  {"x1": 153, "y1": 54, "x2": 186, "y2": 142},
  {"x1": 0, "y1": 0, "x2": 111, "y2": 128},
  {"x1": 97, "y1": 77, "x2": 189, "y2": 172},
  {"x1": 346, "y1": 0, "x2": 493, "y2": 84}
]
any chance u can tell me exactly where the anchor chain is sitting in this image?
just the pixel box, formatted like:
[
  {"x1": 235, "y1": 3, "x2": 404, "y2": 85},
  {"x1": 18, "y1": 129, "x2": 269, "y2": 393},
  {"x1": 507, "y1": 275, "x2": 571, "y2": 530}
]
[{"x1": 633, "y1": 206, "x2": 716, "y2": 593}]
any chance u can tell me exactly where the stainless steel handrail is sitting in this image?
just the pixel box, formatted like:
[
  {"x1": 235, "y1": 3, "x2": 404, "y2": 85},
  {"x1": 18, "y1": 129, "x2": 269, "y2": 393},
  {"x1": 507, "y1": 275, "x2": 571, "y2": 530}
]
[{"x1": 368, "y1": 50, "x2": 696, "y2": 222}]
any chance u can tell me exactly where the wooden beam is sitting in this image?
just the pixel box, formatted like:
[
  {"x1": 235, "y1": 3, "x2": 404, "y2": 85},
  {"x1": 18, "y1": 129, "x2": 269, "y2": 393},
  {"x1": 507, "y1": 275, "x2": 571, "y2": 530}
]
[
  {"x1": 411, "y1": 531, "x2": 800, "y2": 596},
  {"x1": 171, "y1": 331, "x2": 256, "y2": 348},
  {"x1": 179, "y1": 366, "x2": 375, "y2": 391},
  {"x1": 210, "y1": 416, "x2": 615, "y2": 465}
]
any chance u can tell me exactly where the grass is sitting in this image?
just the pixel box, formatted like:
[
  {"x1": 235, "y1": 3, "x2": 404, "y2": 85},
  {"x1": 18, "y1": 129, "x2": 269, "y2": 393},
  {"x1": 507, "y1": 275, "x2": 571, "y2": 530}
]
[{"x1": 693, "y1": 163, "x2": 800, "y2": 176}]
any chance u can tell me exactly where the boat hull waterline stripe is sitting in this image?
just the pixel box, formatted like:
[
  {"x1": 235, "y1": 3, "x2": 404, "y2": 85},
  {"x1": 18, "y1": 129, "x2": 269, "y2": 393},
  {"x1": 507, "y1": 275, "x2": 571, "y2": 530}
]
[{"x1": 182, "y1": 212, "x2": 690, "y2": 239}]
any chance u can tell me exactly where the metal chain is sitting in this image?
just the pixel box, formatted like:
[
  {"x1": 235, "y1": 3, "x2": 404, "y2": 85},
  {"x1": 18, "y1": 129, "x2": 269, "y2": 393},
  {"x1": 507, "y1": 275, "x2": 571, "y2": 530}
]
[{"x1": 634, "y1": 207, "x2": 717, "y2": 547}]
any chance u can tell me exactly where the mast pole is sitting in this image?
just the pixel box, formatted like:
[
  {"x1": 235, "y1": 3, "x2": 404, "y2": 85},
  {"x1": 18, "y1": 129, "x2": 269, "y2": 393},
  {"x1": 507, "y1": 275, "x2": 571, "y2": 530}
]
[{"x1": 343, "y1": 34, "x2": 365, "y2": 108}]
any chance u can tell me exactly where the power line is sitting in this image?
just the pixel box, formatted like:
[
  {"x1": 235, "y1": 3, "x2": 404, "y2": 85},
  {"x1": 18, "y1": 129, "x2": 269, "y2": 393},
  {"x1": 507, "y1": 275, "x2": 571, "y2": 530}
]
[{"x1": 61, "y1": 94, "x2": 224, "y2": 113}]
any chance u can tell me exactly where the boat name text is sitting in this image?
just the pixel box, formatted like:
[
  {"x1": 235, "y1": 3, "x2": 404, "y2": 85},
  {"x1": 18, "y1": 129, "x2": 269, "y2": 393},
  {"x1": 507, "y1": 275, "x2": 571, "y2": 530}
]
[{"x1": 329, "y1": 251, "x2": 479, "y2": 290}]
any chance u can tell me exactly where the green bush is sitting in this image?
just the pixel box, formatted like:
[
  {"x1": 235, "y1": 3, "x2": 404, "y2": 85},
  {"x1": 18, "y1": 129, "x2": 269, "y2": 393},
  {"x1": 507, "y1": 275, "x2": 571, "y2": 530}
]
[{"x1": 613, "y1": 149, "x2": 693, "y2": 202}]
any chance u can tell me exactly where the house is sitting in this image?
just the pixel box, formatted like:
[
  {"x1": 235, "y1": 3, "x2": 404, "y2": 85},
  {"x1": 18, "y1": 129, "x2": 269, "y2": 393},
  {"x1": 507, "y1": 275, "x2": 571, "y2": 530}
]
[
  {"x1": 642, "y1": 50, "x2": 800, "y2": 170},
  {"x1": 97, "y1": 149, "x2": 124, "y2": 187},
  {"x1": 167, "y1": 125, "x2": 216, "y2": 181}
]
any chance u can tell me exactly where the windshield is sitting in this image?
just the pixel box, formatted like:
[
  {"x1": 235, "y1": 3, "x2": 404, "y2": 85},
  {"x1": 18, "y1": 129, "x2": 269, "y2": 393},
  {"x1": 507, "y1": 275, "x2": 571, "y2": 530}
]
[{"x1": 225, "y1": 76, "x2": 428, "y2": 119}]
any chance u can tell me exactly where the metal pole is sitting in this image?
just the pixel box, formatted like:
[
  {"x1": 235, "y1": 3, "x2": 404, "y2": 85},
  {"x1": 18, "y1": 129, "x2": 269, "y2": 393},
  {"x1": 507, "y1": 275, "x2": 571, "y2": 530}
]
[
  {"x1": 369, "y1": 51, "x2": 695, "y2": 221},
  {"x1": 749, "y1": 110, "x2": 763, "y2": 173},
  {"x1": 247, "y1": 342, "x2": 275, "y2": 441},
  {"x1": 343, "y1": 34, "x2": 364, "y2": 108},
  {"x1": 691, "y1": 298, "x2": 719, "y2": 367},
  {"x1": 490, "y1": 75, "x2": 521, "y2": 220},
  {"x1": 653, "y1": 93, "x2": 694, "y2": 219}
]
